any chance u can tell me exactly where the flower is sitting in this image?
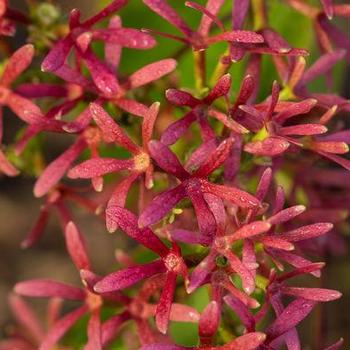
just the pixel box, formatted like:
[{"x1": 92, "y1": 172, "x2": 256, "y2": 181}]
[
  {"x1": 142, "y1": 0, "x2": 264, "y2": 51},
  {"x1": 139, "y1": 138, "x2": 259, "y2": 244},
  {"x1": 93, "y1": 206, "x2": 188, "y2": 334}
]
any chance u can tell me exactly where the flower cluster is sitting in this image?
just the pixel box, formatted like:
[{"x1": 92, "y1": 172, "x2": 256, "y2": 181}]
[{"x1": 0, "y1": 0, "x2": 348, "y2": 349}]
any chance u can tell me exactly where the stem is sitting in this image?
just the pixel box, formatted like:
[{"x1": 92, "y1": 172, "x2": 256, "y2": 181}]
[
  {"x1": 194, "y1": 50, "x2": 206, "y2": 90},
  {"x1": 251, "y1": 0, "x2": 267, "y2": 31},
  {"x1": 210, "y1": 49, "x2": 232, "y2": 87}
]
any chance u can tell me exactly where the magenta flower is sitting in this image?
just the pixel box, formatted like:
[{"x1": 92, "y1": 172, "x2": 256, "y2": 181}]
[
  {"x1": 15, "y1": 221, "x2": 123, "y2": 350},
  {"x1": 161, "y1": 73, "x2": 248, "y2": 146},
  {"x1": 97, "y1": 274, "x2": 199, "y2": 347},
  {"x1": 138, "y1": 138, "x2": 259, "y2": 244},
  {"x1": 94, "y1": 206, "x2": 188, "y2": 334},
  {"x1": 142, "y1": 0, "x2": 264, "y2": 51},
  {"x1": 0, "y1": 0, "x2": 28, "y2": 36},
  {"x1": 21, "y1": 185, "x2": 98, "y2": 248},
  {"x1": 41, "y1": 0, "x2": 156, "y2": 92}
]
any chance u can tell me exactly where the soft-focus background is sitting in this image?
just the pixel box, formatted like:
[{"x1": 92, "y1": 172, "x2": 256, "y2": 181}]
[{"x1": 1, "y1": 0, "x2": 350, "y2": 348}]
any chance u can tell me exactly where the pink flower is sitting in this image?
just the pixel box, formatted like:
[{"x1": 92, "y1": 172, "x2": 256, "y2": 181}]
[{"x1": 142, "y1": 0, "x2": 264, "y2": 50}]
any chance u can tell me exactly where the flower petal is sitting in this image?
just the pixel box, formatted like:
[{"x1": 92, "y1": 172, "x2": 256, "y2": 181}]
[
  {"x1": 127, "y1": 59, "x2": 177, "y2": 90},
  {"x1": 65, "y1": 221, "x2": 91, "y2": 271},
  {"x1": 139, "y1": 185, "x2": 186, "y2": 227},
  {"x1": 165, "y1": 89, "x2": 200, "y2": 107},
  {"x1": 105, "y1": 206, "x2": 169, "y2": 257},
  {"x1": 281, "y1": 287, "x2": 341, "y2": 302},
  {"x1": 34, "y1": 138, "x2": 87, "y2": 197},
  {"x1": 268, "y1": 205, "x2": 306, "y2": 225},
  {"x1": 68, "y1": 158, "x2": 134, "y2": 179},
  {"x1": 15, "y1": 279, "x2": 86, "y2": 300},
  {"x1": 94, "y1": 260, "x2": 166, "y2": 293},
  {"x1": 0, "y1": 44, "x2": 34, "y2": 87},
  {"x1": 156, "y1": 271, "x2": 177, "y2": 334},
  {"x1": 39, "y1": 306, "x2": 88, "y2": 350},
  {"x1": 148, "y1": 140, "x2": 189, "y2": 179},
  {"x1": 244, "y1": 137, "x2": 290, "y2": 157},
  {"x1": 90, "y1": 102, "x2": 140, "y2": 153},
  {"x1": 279, "y1": 223, "x2": 333, "y2": 242}
]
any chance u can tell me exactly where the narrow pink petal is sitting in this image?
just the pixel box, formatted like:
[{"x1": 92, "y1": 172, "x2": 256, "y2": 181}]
[
  {"x1": 273, "y1": 185, "x2": 285, "y2": 214},
  {"x1": 94, "y1": 260, "x2": 166, "y2": 293},
  {"x1": 316, "y1": 151, "x2": 350, "y2": 171},
  {"x1": 143, "y1": 0, "x2": 193, "y2": 37},
  {"x1": 185, "y1": 138, "x2": 218, "y2": 173},
  {"x1": 244, "y1": 137, "x2": 290, "y2": 156},
  {"x1": 324, "y1": 338, "x2": 344, "y2": 350},
  {"x1": 187, "y1": 189, "x2": 216, "y2": 245},
  {"x1": 156, "y1": 271, "x2": 177, "y2": 334},
  {"x1": 160, "y1": 110, "x2": 197, "y2": 145},
  {"x1": 210, "y1": 109, "x2": 249, "y2": 135},
  {"x1": 63, "y1": 105, "x2": 93, "y2": 133},
  {"x1": 221, "y1": 332, "x2": 266, "y2": 350},
  {"x1": 53, "y1": 64, "x2": 93, "y2": 88},
  {"x1": 207, "y1": 30, "x2": 264, "y2": 45},
  {"x1": 142, "y1": 102, "x2": 160, "y2": 149},
  {"x1": 81, "y1": 49, "x2": 120, "y2": 97},
  {"x1": 228, "y1": 221, "x2": 271, "y2": 241},
  {"x1": 171, "y1": 229, "x2": 203, "y2": 245},
  {"x1": 101, "y1": 312, "x2": 130, "y2": 346},
  {"x1": 21, "y1": 204, "x2": 50, "y2": 248},
  {"x1": 65, "y1": 221, "x2": 91, "y2": 271},
  {"x1": 34, "y1": 138, "x2": 87, "y2": 197},
  {"x1": 279, "y1": 223, "x2": 333, "y2": 242},
  {"x1": 197, "y1": 0, "x2": 225, "y2": 36},
  {"x1": 257, "y1": 236, "x2": 294, "y2": 251},
  {"x1": 93, "y1": 28, "x2": 156, "y2": 49},
  {"x1": 148, "y1": 140, "x2": 188, "y2": 179},
  {"x1": 105, "y1": 206, "x2": 169, "y2": 257},
  {"x1": 318, "y1": 130, "x2": 350, "y2": 143},
  {"x1": 221, "y1": 249, "x2": 255, "y2": 294},
  {"x1": 127, "y1": 59, "x2": 177, "y2": 89},
  {"x1": 0, "y1": 151, "x2": 19, "y2": 176},
  {"x1": 9, "y1": 294, "x2": 45, "y2": 343},
  {"x1": 311, "y1": 141, "x2": 349, "y2": 154},
  {"x1": 169, "y1": 303, "x2": 200, "y2": 323},
  {"x1": 188, "y1": 251, "x2": 216, "y2": 293},
  {"x1": 266, "y1": 249, "x2": 322, "y2": 277},
  {"x1": 68, "y1": 158, "x2": 134, "y2": 179},
  {"x1": 194, "y1": 138, "x2": 234, "y2": 178},
  {"x1": 106, "y1": 174, "x2": 139, "y2": 232},
  {"x1": 232, "y1": 0, "x2": 250, "y2": 29},
  {"x1": 321, "y1": 0, "x2": 334, "y2": 19},
  {"x1": 41, "y1": 36, "x2": 73, "y2": 72},
  {"x1": 224, "y1": 295, "x2": 255, "y2": 331},
  {"x1": 15, "y1": 279, "x2": 85, "y2": 300},
  {"x1": 266, "y1": 81, "x2": 280, "y2": 120},
  {"x1": 274, "y1": 98, "x2": 317, "y2": 124},
  {"x1": 301, "y1": 49, "x2": 346, "y2": 86},
  {"x1": 204, "y1": 73, "x2": 231, "y2": 105},
  {"x1": 39, "y1": 305, "x2": 88, "y2": 350},
  {"x1": 1, "y1": 44, "x2": 34, "y2": 87},
  {"x1": 279, "y1": 124, "x2": 327, "y2": 136},
  {"x1": 105, "y1": 16, "x2": 122, "y2": 71},
  {"x1": 16, "y1": 83, "x2": 68, "y2": 98},
  {"x1": 199, "y1": 301, "x2": 220, "y2": 341},
  {"x1": 281, "y1": 287, "x2": 341, "y2": 302},
  {"x1": 202, "y1": 181, "x2": 260, "y2": 208},
  {"x1": 6, "y1": 92, "x2": 44, "y2": 124},
  {"x1": 268, "y1": 205, "x2": 306, "y2": 225},
  {"x1": 165, "y1": 89, "x2": 200, "y2": 108},
  {"x1": 263, "y1": 28, "x2": 291, "y2": 53},
  {"x1": 82, "y1": 0, "x2": 128, "y2": 27},
  {"x1": 204, "y1": 193, "x2": 226, "y2": 231},
  {"x1": 256, "y1": 167, "x2": 272, "y2": 201},
  {"x1": 231, "y1": 75, "x2": 255, "y2": 113},
  {"x1": 277, "y1": 262, "x2": 325, "y2": 282},
  {"x1": 90, "y1": 102, "x2": 140, "y2": 153},
  {"x1": 266, "y1": 299, "x2": 316, "y2": 340},
  {"x1": 115, "y1": 97, "x2": 149, "y2": 117},
  {"x1": 101, "y1": 311, "x2": 130, "y2": 347},
  {"x1": 138, "y1": 185, "x2": 186, "y2": 227},
  {"x1": 85, "y1": 309, "x2": 102, "y2": 350}
]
